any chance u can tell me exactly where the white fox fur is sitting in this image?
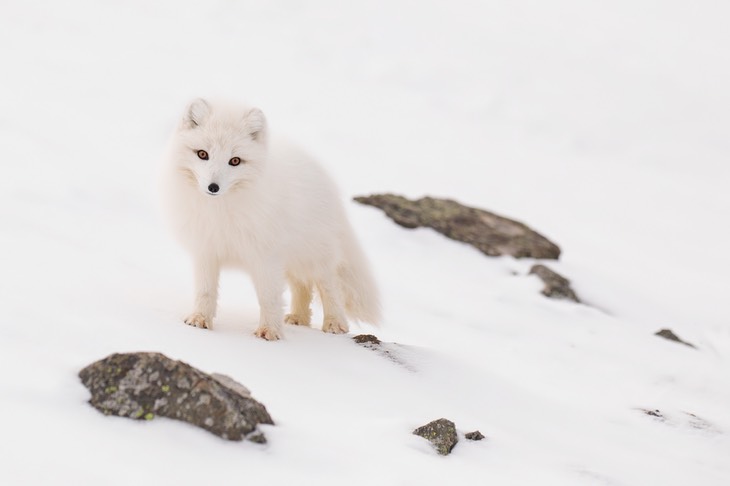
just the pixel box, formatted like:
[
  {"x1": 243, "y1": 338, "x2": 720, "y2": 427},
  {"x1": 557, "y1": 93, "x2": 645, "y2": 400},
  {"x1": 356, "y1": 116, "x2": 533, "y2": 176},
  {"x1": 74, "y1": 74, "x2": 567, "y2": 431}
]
[{"x1": 162, "y1": 98, "x2": 381, "y2": 340}]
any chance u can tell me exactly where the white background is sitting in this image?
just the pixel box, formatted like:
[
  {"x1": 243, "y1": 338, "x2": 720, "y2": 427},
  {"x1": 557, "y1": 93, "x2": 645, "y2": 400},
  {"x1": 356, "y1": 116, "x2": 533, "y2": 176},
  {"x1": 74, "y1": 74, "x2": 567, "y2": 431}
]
[{"x1": 1, "y1": 1, "x2": 729, "y2": 484}]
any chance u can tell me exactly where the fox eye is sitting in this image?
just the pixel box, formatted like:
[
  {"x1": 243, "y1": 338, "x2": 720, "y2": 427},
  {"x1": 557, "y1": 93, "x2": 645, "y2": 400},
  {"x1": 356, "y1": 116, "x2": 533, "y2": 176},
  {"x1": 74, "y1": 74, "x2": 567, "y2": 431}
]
[
  {"x1": 229, "y1": 157, "x2": 242, "y2": 166},
  {"x1": 196, "y1": 150, "x2": 209, "y2": 160}
]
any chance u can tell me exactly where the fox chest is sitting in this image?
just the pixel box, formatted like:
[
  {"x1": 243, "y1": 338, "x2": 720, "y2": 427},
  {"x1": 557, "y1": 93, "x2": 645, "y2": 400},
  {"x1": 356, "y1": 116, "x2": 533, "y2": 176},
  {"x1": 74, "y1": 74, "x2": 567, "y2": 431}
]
[{"x1": 176, "y1": 202, "x2": 261, "y2": 262}]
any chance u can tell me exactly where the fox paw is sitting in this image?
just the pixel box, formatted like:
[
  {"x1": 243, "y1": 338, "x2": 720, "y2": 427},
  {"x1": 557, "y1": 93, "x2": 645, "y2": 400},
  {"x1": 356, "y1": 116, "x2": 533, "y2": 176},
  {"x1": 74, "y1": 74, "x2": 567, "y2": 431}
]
[
  {"x1": 285, "y1": 313, "x2": 311, "y2": 326},
  {"x1": 254, "y1": 326, "x2": 281, "y2": 341},
  {"x1": 184, "y1": 313, "x2": 211, "y2": 329},
  {"x1": 322, "y1": 317, "x2": 349, "y2": 334}
]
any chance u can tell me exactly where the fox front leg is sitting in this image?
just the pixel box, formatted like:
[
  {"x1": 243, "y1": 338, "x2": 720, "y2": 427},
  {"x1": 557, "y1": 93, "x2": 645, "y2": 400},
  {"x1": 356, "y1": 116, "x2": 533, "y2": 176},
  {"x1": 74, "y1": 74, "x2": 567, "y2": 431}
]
[
  {"x1": 184, "y1": 256, "x2": 220, "y2": 330},
  {"x1": 251, "y1": 263, "x2": 285, "y2": 341}
]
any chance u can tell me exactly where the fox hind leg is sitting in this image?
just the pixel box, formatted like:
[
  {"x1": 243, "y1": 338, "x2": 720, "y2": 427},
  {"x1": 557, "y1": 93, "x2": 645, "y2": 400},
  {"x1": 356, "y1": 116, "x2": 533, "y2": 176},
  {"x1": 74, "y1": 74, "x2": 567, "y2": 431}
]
[
  {"x1": 317, "y1": 273, "x2": 349, "y2": 334},
  {"x1": 285, "y1": 277, "x2": 313, "y2": 326}
]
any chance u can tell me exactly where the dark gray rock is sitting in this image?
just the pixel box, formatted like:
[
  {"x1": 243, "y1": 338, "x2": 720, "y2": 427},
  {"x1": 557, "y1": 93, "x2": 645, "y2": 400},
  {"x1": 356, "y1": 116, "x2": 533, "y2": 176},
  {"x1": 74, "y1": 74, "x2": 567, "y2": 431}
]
[
  {"x1": 655, "y1": 329, "x2": 696, "y2": 348},
  {"x1": 529, "y1": 264, "x2": 580, "y2": 302},
  {"x1": 413, "y1": 418, "x2": 459, "y2": 455},
  {"x1": 641, "y1": 408, "x2": 666, "y2": 421},
  {"x1": 354, "y1": 194, "x2": 560, "y2": 259},
  {"x1": 353, "y1": 334, "x2": 381, "y2": 345},
  {"x1": 79, "y1": 352, "x2": 273, "y2": 442},
  {"x1": 465, "y1": 430, "x2": 485, "y2": 441}
]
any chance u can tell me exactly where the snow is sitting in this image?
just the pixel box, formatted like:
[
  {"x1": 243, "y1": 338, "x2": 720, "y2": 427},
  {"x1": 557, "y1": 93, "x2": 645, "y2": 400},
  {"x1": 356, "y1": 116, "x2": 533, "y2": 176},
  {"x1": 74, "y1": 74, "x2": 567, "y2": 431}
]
[{"x1": 2, "y1": 0, "x2": 730, "y2": 484}]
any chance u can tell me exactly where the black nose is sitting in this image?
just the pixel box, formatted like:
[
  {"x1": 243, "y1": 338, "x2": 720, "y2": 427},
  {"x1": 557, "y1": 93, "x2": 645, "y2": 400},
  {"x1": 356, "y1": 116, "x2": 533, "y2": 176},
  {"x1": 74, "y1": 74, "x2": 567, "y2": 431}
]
[{"x1": 208, "y1": 183, "x2": 219, "y2": 194}]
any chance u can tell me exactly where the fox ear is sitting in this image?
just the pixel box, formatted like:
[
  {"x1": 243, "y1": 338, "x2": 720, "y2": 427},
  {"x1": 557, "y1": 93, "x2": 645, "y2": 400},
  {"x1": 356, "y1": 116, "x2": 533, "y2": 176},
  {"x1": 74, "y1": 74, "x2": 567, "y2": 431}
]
[
  {"x1": 184, "y1": 98, "x2": 210, "y2": 128},
  {"x1": 245, "y1": 107, "x2": 267, "y2": 142}
]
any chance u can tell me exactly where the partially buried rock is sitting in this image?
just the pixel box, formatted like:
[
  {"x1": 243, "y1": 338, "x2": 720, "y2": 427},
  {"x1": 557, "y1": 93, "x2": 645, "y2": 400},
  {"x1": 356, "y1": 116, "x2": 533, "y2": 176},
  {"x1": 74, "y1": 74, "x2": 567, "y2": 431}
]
[
  {"x1": 79, "y1": 352, "x2": 273, "y2": 442},
  {"x1": 354, "y1": 194, "x2": 560, "y2": 259},
  {"x1": 655, "y1": 329, "x2": 696, "y2": 348},
  {"x1": 642, "y1": 408, "x2": 666, "y2": 420},
  {"x1": 413, "y1": 418, "x2": 459, "y2": 455},
  {"x1": 352, "y1": 334, "x2": 415, "y2": 371},
  {"x1": 352, "y1": 334, "x2": 381, "y2": 345},
  {"x1": 529, "y1": 264, "x2": 580, "y2": 302}
]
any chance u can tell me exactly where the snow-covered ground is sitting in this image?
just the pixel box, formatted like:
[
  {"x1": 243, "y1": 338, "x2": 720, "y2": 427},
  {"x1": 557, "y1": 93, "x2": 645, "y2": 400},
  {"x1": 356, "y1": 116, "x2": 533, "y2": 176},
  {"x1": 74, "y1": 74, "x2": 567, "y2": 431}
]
[{"x1": 2, "y1": 1, "x2": 729, "y2": 484}]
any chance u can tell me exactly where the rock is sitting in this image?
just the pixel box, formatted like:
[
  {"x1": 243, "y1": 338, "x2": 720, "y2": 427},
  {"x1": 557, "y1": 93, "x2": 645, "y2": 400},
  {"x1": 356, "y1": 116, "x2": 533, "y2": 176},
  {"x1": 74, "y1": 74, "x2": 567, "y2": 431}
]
[
  {"x1": 655, "y1": 329, "x2": 696, "y2": 348},
  {"x1": 413, "y1": 418, "x2": 459, "y2": 455},
  {"x1": 79, "y1": 352, "x2": 274, "y2": 442},
  {"x1": 354, "y1": 194, "x2": 560, "y2": 259},
  {"x1": 529, "y1": 264, "x2": 580, "y2": 302},
  {"x1": 353, "y1": 334, "x2": 381, "y2": 345},
  {"x1": 465, "y1": 430, "x2": 485, "y2": 441},
  {"x1": 641, "y1": 408, "x2": 666, "y2": 421}
]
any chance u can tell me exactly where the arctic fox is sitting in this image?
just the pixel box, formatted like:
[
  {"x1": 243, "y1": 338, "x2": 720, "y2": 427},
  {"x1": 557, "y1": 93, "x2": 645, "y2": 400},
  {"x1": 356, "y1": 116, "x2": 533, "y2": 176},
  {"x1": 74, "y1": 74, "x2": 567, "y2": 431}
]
[{"x1": 162, "y1": 98, "x2": 381, "y2": 340}]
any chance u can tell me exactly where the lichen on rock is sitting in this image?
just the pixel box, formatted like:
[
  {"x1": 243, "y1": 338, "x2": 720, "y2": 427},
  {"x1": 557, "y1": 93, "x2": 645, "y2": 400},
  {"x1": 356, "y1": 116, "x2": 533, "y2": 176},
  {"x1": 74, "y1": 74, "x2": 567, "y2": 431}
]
[{"x1": 79, "y1": 352, "x2": 273, "y2": 442}]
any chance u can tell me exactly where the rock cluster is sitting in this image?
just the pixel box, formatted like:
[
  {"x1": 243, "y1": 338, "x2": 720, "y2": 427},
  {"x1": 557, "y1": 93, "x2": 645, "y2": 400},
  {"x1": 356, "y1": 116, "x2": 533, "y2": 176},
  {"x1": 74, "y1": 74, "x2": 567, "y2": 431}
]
[
  {"x1": 412, "y1": 419, "x2": 486, "y2": 455},
  {"x1": 354, "y1": 194, "x2": 579, "y2": 303}
]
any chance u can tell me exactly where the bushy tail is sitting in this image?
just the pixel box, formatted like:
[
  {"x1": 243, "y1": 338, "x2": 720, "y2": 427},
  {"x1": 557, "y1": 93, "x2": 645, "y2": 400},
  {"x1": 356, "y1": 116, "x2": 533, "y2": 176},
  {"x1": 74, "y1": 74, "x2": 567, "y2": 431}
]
[{"x1": 338, "y1": 229, "x2": 382, "y2": 325}]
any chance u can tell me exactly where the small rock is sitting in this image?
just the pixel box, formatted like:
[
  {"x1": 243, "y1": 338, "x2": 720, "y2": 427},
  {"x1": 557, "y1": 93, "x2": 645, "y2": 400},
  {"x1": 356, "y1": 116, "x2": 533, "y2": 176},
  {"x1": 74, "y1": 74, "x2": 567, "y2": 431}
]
[
  {"x1": 246, "y1": 431, "x2": 268, "y2": 444},
  {"x1": 354, "y1": 194, "x2": 561, "y2": 259},
  {"x1": 529, "y1": 264, "x2": 580, "y2": 302},
  {"x1": 655, "y1": 329, "x2": 696, "y2": 348},
  {"x1": 465, "y1": 430, "x2": 485, "y2": 441},
  {"x1": 79, "y1": 352, "x2": 273, "y2": 442},
  {"x1": 640, "y1": 408, "x2": 667, "y2": 421},
  {"x1": 413, "y1": 418, "x2": 459, "y2": 455},
  {"x1": 353, "y1": 334, "x2": 381, "y2": 345}
]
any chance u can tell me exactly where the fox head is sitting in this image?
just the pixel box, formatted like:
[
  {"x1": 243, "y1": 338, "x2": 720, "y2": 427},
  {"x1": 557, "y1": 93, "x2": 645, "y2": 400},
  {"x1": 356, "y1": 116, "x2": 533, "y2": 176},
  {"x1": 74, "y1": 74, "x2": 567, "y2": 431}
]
[{"x1": 172, "y1": 98, "x2": 268, "y2": 196}]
